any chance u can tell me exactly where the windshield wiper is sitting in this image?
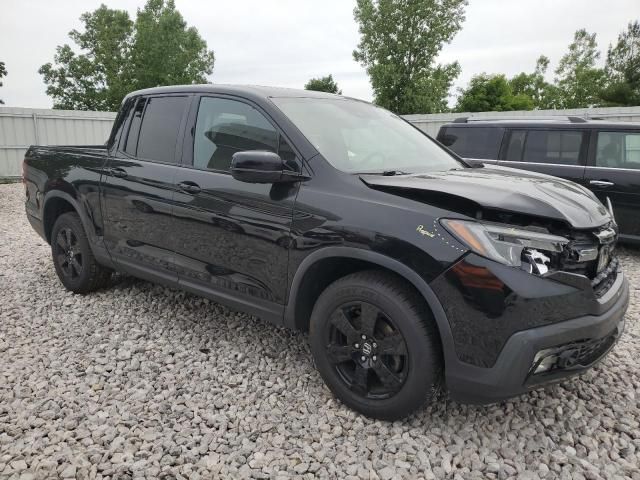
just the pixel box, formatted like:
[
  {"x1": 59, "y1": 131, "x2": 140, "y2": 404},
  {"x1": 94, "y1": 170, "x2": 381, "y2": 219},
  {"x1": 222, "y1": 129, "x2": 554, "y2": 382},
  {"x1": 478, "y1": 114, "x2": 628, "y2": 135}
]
[{"x1": 356, "y1": 170, "x2": 411, "y2": 176}]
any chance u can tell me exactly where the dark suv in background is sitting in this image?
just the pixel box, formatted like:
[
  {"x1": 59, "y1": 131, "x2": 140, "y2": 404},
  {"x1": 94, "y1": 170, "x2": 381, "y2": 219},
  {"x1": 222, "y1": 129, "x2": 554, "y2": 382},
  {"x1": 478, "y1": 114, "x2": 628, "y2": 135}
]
[{"x1": 437, "y1": 117, "x2": 640, "y2": 243}]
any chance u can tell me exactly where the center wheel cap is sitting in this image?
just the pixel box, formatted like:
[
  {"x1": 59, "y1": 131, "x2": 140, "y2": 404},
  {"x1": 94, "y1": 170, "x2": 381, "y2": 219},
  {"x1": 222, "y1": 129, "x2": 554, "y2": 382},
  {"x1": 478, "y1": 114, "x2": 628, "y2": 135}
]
[{"x1": 355, "y1": 336, "x2": 377, "y2": 363}]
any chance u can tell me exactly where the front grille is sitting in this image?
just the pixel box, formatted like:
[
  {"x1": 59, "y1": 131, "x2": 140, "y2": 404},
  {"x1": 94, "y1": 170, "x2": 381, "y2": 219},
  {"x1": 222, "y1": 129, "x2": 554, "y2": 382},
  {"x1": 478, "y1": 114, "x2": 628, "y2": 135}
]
[
  {"x1": 552, "y1": 223, "x2": 618, "y2": 296},
  {"x1": 592, "y1": 257, "x2": 619, "y2": 298}
]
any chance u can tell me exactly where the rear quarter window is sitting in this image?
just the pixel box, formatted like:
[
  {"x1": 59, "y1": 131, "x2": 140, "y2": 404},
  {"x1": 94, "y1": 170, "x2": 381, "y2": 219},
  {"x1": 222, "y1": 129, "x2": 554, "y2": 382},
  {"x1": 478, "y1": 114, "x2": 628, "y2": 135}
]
[
  {"x1": 438, "y1": 126, "x2": 504, "y2": 159},
  {"x1": 522, "y1": 130, "x2": 585, "y2": 165}
]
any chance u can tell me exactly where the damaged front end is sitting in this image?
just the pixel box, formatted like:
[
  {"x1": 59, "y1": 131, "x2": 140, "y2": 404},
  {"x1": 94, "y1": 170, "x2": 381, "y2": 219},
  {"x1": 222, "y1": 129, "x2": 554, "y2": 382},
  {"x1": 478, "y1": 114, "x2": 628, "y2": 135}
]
[
  {"x1": 440, "y1": 217, "x2": 619, "y2": 299},
  {"x1": 430, "y1": 209, "x2": 625, "y2": 372}
]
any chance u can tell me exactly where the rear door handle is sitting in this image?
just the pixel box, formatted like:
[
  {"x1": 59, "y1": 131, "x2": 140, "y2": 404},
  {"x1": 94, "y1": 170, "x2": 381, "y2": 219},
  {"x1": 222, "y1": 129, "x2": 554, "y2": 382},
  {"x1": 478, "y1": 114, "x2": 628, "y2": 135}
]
[
  {"x1": 178, "y1": 181, "x2": 201, "y2": 194},
  {"x1": 589, "y1": 180, "x2": 614, "y2": 187},
  {"x1": 108, "y1": 167, "x2": 127, "y2": 178}
]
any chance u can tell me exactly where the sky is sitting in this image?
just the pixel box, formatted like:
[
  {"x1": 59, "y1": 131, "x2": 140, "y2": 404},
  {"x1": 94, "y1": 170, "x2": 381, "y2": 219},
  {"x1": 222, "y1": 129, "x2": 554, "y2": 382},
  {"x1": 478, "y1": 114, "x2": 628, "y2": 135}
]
[{"x1": 1, "y1": 0, "x2": 638, "y2": 109}]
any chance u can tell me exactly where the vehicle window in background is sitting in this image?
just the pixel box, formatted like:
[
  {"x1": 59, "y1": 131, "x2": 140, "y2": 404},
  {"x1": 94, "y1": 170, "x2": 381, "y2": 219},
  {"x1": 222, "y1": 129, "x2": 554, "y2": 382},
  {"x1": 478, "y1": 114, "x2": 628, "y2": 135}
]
[
  {"x1": 272, "y1": 97, "x2": 462, "y2": 173},
  {"x1": 438, "y1": 127, "x2": 503, "y2": 159},
  {"x1": 596, "y1": 131, "x2": 640, "y2": 170},
  {"x1": 123, "y1": 98, "x2": 147, "y2": 156},
  {"x1": 194, "y1": 97, "x2": 278, "y2": 172},
  {"x1": 522, "y1": 130, "x2": 584, "y2": 165},
  {"x1": 136, "y1": 96, "x2": 188, "y2": 163},
  {"x1": 504, "y1": 130, "x2": 526, "y2": 161}
]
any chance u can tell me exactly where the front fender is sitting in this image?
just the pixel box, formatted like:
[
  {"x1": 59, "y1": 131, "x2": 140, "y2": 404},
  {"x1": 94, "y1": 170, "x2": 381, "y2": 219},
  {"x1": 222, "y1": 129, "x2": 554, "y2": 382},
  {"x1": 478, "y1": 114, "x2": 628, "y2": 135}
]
[{"x1": 283, "y1": 246, "x2": 459, "y2": 371}]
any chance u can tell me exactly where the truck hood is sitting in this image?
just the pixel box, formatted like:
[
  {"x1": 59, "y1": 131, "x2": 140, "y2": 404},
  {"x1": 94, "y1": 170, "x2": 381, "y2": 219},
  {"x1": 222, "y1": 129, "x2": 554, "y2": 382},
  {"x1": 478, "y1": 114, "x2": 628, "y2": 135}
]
[{"x1": 360, "y1": 165, "x2": 611, "y2": 229}]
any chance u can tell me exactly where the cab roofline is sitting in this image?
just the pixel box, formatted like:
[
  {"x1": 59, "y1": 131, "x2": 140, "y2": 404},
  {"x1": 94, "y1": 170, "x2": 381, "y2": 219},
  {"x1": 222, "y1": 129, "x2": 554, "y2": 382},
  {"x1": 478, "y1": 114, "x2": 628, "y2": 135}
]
[{"x1": 122, "y1": 84, "x2": 360, "y2": 102}]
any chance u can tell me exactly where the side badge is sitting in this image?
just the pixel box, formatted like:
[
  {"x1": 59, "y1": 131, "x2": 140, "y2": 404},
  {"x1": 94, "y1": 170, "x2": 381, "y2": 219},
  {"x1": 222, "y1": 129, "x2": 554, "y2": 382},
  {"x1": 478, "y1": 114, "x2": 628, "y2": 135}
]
[{"x1": 416, "y1": 225, "x2": 435, "y2": 238}]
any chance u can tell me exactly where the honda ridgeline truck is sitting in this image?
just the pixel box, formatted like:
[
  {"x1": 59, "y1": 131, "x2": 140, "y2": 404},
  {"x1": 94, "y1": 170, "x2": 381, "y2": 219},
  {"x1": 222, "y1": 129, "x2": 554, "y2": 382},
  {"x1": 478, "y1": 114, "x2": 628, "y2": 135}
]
[{"x1": 23, "y1": 86, "x2": 629, "y2": 420}]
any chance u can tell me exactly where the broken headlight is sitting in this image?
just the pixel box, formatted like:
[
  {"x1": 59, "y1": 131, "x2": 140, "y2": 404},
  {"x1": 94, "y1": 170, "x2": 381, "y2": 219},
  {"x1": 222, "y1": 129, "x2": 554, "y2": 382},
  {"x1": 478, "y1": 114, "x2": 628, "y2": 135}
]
[{"x1": 440, "y1": 219, "x2": 569, "y2": 273}]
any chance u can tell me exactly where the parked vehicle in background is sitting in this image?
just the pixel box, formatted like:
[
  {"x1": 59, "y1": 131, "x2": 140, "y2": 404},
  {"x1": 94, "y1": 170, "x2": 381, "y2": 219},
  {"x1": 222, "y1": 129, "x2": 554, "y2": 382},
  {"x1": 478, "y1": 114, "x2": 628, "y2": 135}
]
[
  {"x1": 436, "y1": 117, "x2": 640, "y2": 243},
  {"x1": 23, "y1": 86, "x2": 628, "y2": 420}
]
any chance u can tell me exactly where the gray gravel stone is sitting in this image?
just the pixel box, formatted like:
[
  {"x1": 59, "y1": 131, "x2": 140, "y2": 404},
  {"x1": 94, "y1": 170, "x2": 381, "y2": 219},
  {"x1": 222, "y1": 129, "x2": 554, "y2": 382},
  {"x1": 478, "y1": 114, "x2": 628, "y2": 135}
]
[
  {"x1": 60, "y1": 464, "x2": 76, "y2": 478},
  {"x1": 1, "y1": 182, "x2": 639, "y2": 479}
]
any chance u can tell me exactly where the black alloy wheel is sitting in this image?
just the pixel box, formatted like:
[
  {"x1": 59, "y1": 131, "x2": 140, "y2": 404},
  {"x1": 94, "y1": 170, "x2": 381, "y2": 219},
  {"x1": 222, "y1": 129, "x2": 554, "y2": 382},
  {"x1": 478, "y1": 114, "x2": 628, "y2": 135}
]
[
  {"x1": 310, "y1": 270, "x2": 442, "y2": 421},
  {"x1": 326, "y1": 301, "x2": 408, "y2": 399},
  {"x1": 50, "y1": 212, "x2": 111, "y2": 293},
  {"x1": 54, "y1": 227, "x2": 83, "y2": 279}
]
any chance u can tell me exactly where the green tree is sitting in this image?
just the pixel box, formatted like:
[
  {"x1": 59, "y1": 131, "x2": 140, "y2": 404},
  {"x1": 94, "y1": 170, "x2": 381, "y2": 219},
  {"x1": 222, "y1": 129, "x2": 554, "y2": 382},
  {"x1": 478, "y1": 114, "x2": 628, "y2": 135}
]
[
  {"x1": 304, "y1": 74, "x2": 341, "y2": 94},
  {"x1": 554, "y1": 29, "x2": 606, "y2": 108},
  {"x1": 39, "y1": 5, "x2": 133, "y2": 111},
  {"x1": 601, "y1": 20, "x2": 640, "y2": 106},
  {"x1": 509, "y1": 56, "x2": 560, "y2": 109},
  {"x1": 39, "y1": 0, "x2": 214, "y2": 111},
  {"x1": 455, "y1": 73, "x2": 534, "y2": 112},
  {"x1": 128, "y1": 0, "x2": 215, "y2": 91},
  {"x1": 353, "y1": 0, "x2": 467, "y2": 114},
  {"x1": 0, "y1": 61, "x2": 6, "y2": 105}
]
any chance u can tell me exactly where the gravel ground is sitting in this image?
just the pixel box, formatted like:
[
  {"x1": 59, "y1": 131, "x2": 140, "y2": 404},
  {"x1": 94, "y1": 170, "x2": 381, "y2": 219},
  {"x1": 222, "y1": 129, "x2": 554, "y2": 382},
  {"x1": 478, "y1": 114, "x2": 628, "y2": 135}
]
[{"x1": 1, "y1": 181, "x2": 639, "y2": 480}]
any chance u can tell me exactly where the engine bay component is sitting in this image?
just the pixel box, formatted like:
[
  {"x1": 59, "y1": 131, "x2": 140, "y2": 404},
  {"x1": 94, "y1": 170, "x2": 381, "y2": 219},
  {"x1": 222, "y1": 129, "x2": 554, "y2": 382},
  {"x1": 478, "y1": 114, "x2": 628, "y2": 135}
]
[{"x1": 522, "y1": 249, "x2": 551, "y2": 275}]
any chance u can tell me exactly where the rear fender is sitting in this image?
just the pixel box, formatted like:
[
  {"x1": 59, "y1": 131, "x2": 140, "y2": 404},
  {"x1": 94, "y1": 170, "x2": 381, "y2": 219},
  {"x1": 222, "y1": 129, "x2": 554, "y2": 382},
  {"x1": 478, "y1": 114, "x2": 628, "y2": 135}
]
[
  {"x1": 42, "y1": 189, "x2": 115, "y2": 269},
  {"x1": 43, "y1": 190, "x2": 94, "y2": 241}
]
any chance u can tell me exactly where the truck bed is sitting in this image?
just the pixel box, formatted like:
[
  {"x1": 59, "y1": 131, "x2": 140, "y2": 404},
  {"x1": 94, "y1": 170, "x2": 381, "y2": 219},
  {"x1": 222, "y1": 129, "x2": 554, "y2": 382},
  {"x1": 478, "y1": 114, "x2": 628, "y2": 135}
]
[{"x1": 23, "y1": 144, "x2": 111, "y2": 241}]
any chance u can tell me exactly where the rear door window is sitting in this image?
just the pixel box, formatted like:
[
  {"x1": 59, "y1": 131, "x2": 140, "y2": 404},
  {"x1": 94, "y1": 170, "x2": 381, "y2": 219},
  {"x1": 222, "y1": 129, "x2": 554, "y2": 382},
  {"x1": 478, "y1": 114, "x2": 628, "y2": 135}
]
[
  {"x1": 438, "y1": 127, "x2": 503, "y2": 159},
  {"x1": 522, "y1": 130, "x2": 585, "y2": 165},
  {"x1": 135, "y1": 96, "x2": 188, "y2": 163},
  {"x1": 595, "y1": 131, "x2": 640, "y2": 170},
  {"x1": 503, "y1": 130, "x2": 526, "y2": 161}
]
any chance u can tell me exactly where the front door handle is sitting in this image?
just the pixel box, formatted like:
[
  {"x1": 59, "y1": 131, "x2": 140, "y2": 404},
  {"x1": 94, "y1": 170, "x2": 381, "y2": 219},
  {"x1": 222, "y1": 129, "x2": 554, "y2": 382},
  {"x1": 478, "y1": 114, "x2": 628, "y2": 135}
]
[
  {"x1": 589, "y1": 180, "x2": 614, "y2": 188},
  {"x1": 108, "y1": 167, "x2": 127, "y2": 178},
  {"x1": 178, "y1": 181, "x2": 201, "y2": 194}
]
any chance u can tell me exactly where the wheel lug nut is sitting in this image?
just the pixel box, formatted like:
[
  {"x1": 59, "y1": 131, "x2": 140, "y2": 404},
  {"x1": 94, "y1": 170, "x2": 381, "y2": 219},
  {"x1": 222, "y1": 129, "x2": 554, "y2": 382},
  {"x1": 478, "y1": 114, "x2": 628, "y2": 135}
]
[
  {"x1": 372, "y1": 343, "x2": 377, "y2": 348},
  {"x1": 361, "y1": 334, "x2": 366, "y2": 340},
  {"x1": 372, "y1": 355, "x2": 377, "y2": 361},
  {"x1": 361, "y1": 356, "x2": 366, "y2": 361},
  {"x1": 355, "y1": 343, "x2": 360, "y2": 348}
]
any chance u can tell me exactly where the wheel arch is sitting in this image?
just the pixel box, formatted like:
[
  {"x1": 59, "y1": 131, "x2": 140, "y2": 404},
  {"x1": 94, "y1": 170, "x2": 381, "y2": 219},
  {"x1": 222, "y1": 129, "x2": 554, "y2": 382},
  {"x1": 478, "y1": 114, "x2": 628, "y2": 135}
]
[
  {"x1": 284, "y1": 247, "x2": 456, "y2": 365},
  {"x1": 42, "y1": 191, "x2": 95, "y2": 245}
]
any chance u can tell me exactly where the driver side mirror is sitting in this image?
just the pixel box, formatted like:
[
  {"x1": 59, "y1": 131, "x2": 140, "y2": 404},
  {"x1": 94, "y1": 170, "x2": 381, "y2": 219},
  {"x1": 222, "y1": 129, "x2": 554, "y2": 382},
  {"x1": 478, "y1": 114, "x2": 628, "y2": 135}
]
[{"x1": 231, "y1": 151, "x2": 306, "y2": 184}]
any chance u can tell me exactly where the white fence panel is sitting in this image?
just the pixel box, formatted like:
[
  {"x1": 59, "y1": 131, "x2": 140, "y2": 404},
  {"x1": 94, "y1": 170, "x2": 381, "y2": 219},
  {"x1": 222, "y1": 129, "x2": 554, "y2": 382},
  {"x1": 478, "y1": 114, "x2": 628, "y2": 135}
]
[{"x1": 0, "y1": 107, "x2": 116, "y2": 178}]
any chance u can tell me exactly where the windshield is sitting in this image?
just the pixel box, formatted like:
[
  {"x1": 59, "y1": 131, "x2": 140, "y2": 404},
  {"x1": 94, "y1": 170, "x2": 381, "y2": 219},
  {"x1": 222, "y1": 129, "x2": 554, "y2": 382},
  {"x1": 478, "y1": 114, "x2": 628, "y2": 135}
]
[{"x1": 272, "y1": 97, "x2": 462, "y2": 173}]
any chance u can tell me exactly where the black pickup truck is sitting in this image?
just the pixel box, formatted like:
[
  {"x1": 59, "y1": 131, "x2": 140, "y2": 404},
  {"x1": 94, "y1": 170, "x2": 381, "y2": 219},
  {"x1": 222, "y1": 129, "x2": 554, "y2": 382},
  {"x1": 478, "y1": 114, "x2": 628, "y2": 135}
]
[{"x1": 23, "y1": 85, "x2": 629, "y2": 420}]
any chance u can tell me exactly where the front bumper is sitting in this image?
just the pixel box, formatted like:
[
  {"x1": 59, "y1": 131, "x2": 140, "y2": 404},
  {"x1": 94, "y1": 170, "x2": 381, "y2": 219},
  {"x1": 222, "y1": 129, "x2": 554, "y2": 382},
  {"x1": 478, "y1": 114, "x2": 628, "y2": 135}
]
[{"x1": 442, "y1": 268, "x2": 628, "y2": 404}]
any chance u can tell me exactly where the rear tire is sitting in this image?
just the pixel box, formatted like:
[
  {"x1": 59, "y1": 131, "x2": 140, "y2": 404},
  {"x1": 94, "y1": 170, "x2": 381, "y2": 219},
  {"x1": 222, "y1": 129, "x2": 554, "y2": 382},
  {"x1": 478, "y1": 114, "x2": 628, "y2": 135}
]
[
  {"x1": 309, "y1": 270, "x2": 442, "y2": 421},
  {"x1": 51, "y1": 212, "x2": 111, "y2": 293}
]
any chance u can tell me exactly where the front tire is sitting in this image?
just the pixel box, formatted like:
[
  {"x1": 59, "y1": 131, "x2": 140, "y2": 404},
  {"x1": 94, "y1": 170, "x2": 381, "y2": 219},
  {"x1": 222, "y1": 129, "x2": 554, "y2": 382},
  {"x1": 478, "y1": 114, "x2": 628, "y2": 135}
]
[
  {"x1": 309, "y1": 270, "x2": 442, "y2": 421},
  {"x1": 51, "y1": 212, "x2": 111, "y2": 293}
]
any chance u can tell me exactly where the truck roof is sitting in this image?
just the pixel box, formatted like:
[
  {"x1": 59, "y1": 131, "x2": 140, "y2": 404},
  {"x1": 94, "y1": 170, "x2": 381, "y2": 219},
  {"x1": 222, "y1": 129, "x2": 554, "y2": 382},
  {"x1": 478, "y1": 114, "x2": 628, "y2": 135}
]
[
  {"x1": 124, "y1": 84, "x2": 347, "y2": 102},
  {"x1": 441, "y1": 116, "x2": 640, "y2": 130}
]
